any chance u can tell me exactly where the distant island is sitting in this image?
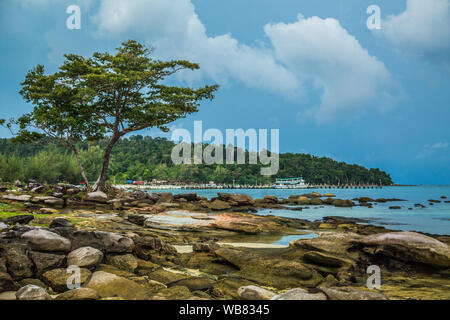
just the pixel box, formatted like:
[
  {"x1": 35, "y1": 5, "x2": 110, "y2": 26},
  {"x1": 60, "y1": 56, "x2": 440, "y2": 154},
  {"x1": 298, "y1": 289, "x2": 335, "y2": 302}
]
[{"x1": 0, "y1": 136, "x2": 393, "y2": 186}]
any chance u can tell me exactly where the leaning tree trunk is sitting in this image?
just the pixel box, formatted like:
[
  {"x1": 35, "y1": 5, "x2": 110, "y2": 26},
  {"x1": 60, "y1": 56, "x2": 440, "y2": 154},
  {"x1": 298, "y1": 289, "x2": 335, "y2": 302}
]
[
  {"x1": 92, "y1": 134, "x2": 120, "y2": 192},
  {"x1": 70, "y1": 144, "x2": 90, "y2": 189}
]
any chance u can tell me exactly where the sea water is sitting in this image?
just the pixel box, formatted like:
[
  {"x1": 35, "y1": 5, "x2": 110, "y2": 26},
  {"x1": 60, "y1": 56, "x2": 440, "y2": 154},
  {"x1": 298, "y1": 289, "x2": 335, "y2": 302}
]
[{"x1": 148, "y1": 186, "x2": 450, "y2": 235}]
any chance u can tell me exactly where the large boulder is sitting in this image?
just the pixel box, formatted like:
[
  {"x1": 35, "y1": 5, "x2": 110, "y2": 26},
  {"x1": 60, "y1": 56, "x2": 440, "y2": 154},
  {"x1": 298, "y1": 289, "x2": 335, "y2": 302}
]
[
  {"x1": 86, "y1": 191, "x2": 108, "y2": 203},
  {"x1": 29, "y1": 252, "x2": 65, "y2": 274},
  {"x1": 53, "y1": 229, "x2": 134, "y2": 253},
  {"x1": 106, "y1": 254, "x2": 138, "y2": 273},
  {"x1": 354, "y1": 232, "x2": 450, "y2": 269},
  {"x1": 271, "y1": 288, "x2": 327, "y2": 300},
  {"x1": 238, "y1": 285, "x2": 276, "y2": 300},
  {"x1": 15, "y1": 285, "x2": 51, "y2": 300},
  {"x1": 0, "y1": 243, "x2": 34, "y2": 280},
  {"x1": 319, "y1": 286, "x2": 388, "y2": 300},
  {"x1": 67, "y1": 247, "x2": 104, "y2": 268},
  {"x1": 21, "y1": 229, "x2": 71, "y2": 252},
  {"x1": 84, "y1": 271, "x2": 152, "y2": 300},
  {"x1": 42, "y1": 268, "x2": 91, "y2": 292}
]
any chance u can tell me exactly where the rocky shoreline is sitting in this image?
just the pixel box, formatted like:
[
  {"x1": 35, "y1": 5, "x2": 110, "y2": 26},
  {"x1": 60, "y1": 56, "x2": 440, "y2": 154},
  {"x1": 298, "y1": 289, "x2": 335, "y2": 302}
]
[{"x1": 0, "y1": 180, "x2": 449, "y2": 300}]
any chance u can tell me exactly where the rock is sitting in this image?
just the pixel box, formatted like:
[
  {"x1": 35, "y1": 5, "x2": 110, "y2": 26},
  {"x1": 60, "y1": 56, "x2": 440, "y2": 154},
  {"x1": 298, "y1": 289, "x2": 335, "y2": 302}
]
[
  {"x1": 43, "y1": 198, "x2": 64, "y2": 206},
  {"x1": 320, "y1": 287, "x2": 388, "y2": 300},
  {"x1": 167, "y1": 277, "x2": 215, "y2": 291},
  {"x1": 303, "y1": 251, "x2": 352, "y2": 268},
  {"x1": 291, "y1": 232, "x2": 361, "y2": 256},
  {"x1": 31, "y1": 186, "x2": 46, "y2": 193},
  {"x1": 323, "y1": 193, "x2": 336, "y2": 198},
  {"x1": 135, "y1": 259, "x2": 160, "y2": 276},
  {"x1": 217, "y1": 193, "x2": 255, "y2": 205},
  {"x1": 0, "y1": 272, "x2": 20, "y2": 293},
  {"x1": 42, "y1": 268, "x2": 91, "y2": 292},
  {"x1": 85, "y1": 271, "x2": 152, "y2": 300},
  {"x1": 174, "y1": 193, "x2": 199, "y2": 201},
  {"x1": 67, "y1": 247, "x2": 104, "y2": 268},
  {"x1": 355, "y1": 231, "x2": 450, "y2": 269},
  {"x1": 151, "y1": 285, "x2": 193, "y2": 300},
  {"x1": 39, "y1": 208, "x2": 59, "y2": 214},
  {"x1": 0, "y1": 291, "x2": 17, "y2": 300},
  {"x1": 0, "y1": 223, "x2": 8, "y2": 231},
  {"x1": 49, "y1": 218, "x2": 74, "y2": 229},
  {"x1": 86, "y1": 191, "x2": 108, "y2": 203},
  {"x1": 56, "y1": 288, "x2": 100, "y2": 300},
  {"x1": 271, "y1": 288, "x2": 327, "y2": 300},
  {"x1": 147, "y1": 269, "x2": 187, "y2": 284},
  {"x1": 133, "y1": 236, "x2": 176, "y2": 255},
  {"x1": 106, "y1": 254, "x2": 138, "y2": 273},
  {"x1": 237, "y1": 285, "x2": 276, "y2": 300},
  {"x1": 206, "y1": 199, "x2": 231, "y2": 211},
  {"x1": 263, "y1": 195, "x2": 279, "y2": 203},
  {"x1": 29, "y1": 252, "x2": 65, "y2": 274},
  {"x1": 389, "y1": 206, "x2": 402, "y2": 210},
  {"x1": 19, "y1": 278, "x2": 48, "y2": 289},
  {"x1": 428, "y1": 199, "x2": 441, "y2": 203},
  {"x1": 127, "y1": 214, "x2": 147, "y2": 226},
  {"x1": 156, "y1": 192, "x2": 173, "y2": 204},
  {"x1": 193, "y1": 242, "x2": 219, "y2": 253},
  {"x1": 21, "y1": 229, "x2": 71, "y2": 252},
  {"x1": 0, "y1": 243, "x2": 34, "y2": 280},
  {"x1": 5, "y1": 215, "x2": 34, "y2": 225},
  {"x1": 332, "y1": 199, "x2": 354, "y2": 207},
  {"x1": 66, "y1": 188, "x2": 80, "y2": 195},
  {"x1": 16, "y1": 285, "x2": 51, "y2": 300},
  {"x1": 14, "y1": 180, "x2": 22, "y2": 187},
  {"x1": 54, "y1": 229, "x2": 134, "y2": 253},
  {"x1": 215, "y1": 248, "x2": 322, "y2": 289}
]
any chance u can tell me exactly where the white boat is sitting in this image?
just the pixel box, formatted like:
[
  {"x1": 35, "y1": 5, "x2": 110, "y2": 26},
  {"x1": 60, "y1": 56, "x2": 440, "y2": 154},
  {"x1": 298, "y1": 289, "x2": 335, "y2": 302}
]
[{"x1": 272, "y1": 177, "x2": 309, "y2": 189}]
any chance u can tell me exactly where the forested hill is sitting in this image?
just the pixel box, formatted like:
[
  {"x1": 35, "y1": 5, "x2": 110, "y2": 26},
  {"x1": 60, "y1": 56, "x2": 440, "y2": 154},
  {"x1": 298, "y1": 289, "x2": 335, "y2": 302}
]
[{"x1": 0, "y1": 136, "x2": 393, "y2": 185}]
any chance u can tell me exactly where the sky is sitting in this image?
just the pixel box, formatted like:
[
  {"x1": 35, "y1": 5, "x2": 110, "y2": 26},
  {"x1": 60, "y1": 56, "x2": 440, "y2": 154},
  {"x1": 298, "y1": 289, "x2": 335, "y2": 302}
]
[{"x1": 0, "y1": 0, "x2": 449, "y2": 184}]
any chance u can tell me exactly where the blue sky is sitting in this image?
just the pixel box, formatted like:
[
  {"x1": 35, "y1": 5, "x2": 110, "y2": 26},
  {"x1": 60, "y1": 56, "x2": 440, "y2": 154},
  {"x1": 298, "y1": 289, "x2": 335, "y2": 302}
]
[{"x1": 0, "y1": 0, "x2": 449, "y2": 184}]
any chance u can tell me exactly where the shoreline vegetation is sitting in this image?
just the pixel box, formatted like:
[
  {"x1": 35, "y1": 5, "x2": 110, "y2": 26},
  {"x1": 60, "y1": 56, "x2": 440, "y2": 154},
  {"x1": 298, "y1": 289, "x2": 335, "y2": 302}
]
[
  {"x1": 0, "y1": 135, "x2": 393, "y2": 187},
  {"x1": 1, "y1": 180, "x2": 449, "y2": 300}
]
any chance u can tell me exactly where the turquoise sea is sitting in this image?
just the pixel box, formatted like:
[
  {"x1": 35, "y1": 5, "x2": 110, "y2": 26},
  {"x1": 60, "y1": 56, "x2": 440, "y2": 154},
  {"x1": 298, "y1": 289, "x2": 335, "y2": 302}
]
[{"x1": 148, "y1": 186, "x2": 450, "y2": 235}]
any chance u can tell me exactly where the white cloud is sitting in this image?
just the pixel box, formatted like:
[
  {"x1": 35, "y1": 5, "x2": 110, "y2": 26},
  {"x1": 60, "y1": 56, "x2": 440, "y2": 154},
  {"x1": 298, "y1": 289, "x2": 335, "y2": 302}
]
[
  {"x1": 265, "y1": 14, "x2": 391, "y2": 122},
  {"x1": 17, "y1": 0, "x2": 92, "y2": 9},
  {"x1": 430, "y1": 142, "x2": 449, "y2": 149},
  {"x1": 416, "y1": 141, "x2": 449, "y2": 158},
  {"x1": 92, "y1": 0, "x2": 300, "y2": 97},
  {"x1": 91, "y1": 1, "x2": 391, "y2": 122},
  {"x1": 381, "y1": 0, "x2": 450, "y2": 67}
]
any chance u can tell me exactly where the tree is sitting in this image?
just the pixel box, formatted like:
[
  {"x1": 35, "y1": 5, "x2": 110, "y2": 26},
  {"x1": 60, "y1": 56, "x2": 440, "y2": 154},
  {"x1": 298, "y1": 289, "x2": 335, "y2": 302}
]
[{"x1": 11, "y1": 40, "x2": 218, "y2": 191}]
